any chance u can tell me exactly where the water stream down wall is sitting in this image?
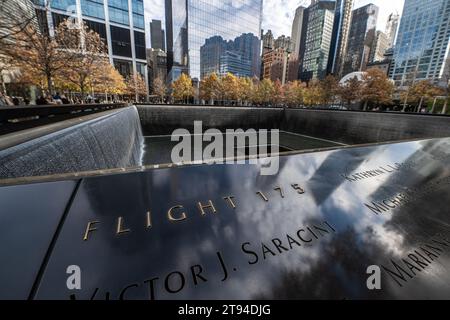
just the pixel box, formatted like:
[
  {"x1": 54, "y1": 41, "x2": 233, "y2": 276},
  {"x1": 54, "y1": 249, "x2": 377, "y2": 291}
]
[{"x1": 0, "y1": 106, "x2": 143, "y2": 180}]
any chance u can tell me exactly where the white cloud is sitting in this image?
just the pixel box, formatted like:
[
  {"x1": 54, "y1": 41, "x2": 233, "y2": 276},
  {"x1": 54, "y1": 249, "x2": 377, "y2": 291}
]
[
  {"x1": 144, "y1": 0, "x2": 406, "y2": 47},
  {"x1": 262, "y1": 0, "x2": 309, "y2": 37}
]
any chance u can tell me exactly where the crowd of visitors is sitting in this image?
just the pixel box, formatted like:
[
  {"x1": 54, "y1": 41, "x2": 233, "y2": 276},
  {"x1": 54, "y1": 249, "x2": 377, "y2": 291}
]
[{"x1": 0, "y1": 92, "x2": 125, "y2": 106}]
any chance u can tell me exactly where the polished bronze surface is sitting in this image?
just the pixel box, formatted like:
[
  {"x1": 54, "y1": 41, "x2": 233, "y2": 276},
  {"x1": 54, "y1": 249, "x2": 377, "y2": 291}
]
[{"x1": 1, "y1": 138, "x2": 450, "y2": 299}]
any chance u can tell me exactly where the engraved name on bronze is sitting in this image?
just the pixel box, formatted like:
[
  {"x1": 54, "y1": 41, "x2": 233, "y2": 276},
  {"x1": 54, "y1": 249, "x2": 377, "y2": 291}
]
[
  {"x1": 381, "y1": 233, "x2": 450, "y2": 287},
  {"x1": 73, "y1": 220, "x2": 335, "y2": 300},
  {"x1": 341, "y1": 162, "x2": 416, "y2": 183},
  {"x1": 82, "y1": 183, "x2": 307, "y2": 241}
]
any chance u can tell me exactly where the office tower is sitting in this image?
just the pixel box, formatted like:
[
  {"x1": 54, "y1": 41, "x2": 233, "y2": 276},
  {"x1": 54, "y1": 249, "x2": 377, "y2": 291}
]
[
  {"x1": 385, "y1": 13, "x2": 399, "y2": 49},
  {"x1": 342, "y1": 4, "x2": 379, "y2": 76},
  {"x1": 367, "y1": 48, "x2": 394, "y2": 76},
  {"x1": 274, "y1": 35, "x2": 294, "y2": 53},
  {"x1": 392, "y1": 0, "x2": 450, "y2": 87},
  {"x1": 31, "y1": 0, "x2": 148, "y2": 91},
  {"x1": 200, "y1": 34, "x2": 258, "y2": 79},
  {"x1": 370, "y1": 31, "x2": 389, "y2": 62},
  {"x1": 165, "y1": 0, "x2": 263, "y2": 81},
  {"x1": 300, "y1": 0, "x2": 335, "y2": 81},
  {"x1": 150, "y1": 20, "x2": 165, "y2": 51},
  {"x1": 262, "y1": 47, "x2": 290, "y2": 84},
  {"x1": 291, "y1": 6, "x2": 306, "y2": 60},
  {"x1": 262, "y1": 29, "x2": 275, "y2": 54},
  {"x1": 328, "y1": 0, "x2": 354, "y2": 77},
  {"x1": 219, "y1": 51, "x2": 252, "y2": 78},
  {"x1": 147, "y1": 48, "x2": 167, "y2": 93}
]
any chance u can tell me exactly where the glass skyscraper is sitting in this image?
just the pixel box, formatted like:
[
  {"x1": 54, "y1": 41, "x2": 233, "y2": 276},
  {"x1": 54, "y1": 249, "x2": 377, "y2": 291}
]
[
  {"x1": 32, "y1": 0, "x2": 148, "y2": 92},
  {"x1": 165, "y1": 0, "x2": 263, "y2": 81},
  {"x1": 299, "y1": 0, "x2": 336, "y2": 81},
  {"x1": 342, "y1": 3, "x2": 378, "y2": 77},
  {"x1": 392, "y1": 0, "x2": 450, "y2": 87}
]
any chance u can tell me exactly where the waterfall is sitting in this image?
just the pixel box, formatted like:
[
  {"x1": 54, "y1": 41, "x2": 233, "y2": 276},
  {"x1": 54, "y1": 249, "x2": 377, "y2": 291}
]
[{"x1": 0, "y1": 106, "x2": 145, "y2": 180}]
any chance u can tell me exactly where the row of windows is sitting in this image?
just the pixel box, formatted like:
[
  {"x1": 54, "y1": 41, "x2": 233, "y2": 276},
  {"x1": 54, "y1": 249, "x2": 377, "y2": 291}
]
[
  {"x1": 47, "y1": 12, "x2": 145, "y2": 61},
  {"x1": 35, "y1": 0, "x2": 143, "y2": 29}
]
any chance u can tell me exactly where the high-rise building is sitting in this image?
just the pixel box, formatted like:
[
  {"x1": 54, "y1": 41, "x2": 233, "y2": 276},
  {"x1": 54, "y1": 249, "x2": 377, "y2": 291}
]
[
  {"x1": 274, "y1": 35, "x2": 294, "y2": 53},
  {"x1": 200, "y1": 34, "x2": 259, "y2": 79},
  {"x1": 219, "y1": 51, "x2": 252, "y2": 78},
  {"x1": 165, "y1": 0, "x2": 263, "y2": 81},
  {"x1": 291, "y1": 6, "x2": 306, "y2": 60},
  {"x1": 262, "y1": 29, "x2": 275, "y2": 55},
  {"x1": 262, "y1": 47, "x2": 290, "y2": 84},
  {"x1": 370, "y1": 30, "x2": 389, "y2": 62},
  {"x1": 342, "y1": 3, "x2": 379, "y2": 77},
  {"x1": 385, "y1": 12, "x2": 399, "y2": 49},
  {"x1": 150, "y1": 19, "x2": 165, "y2": 51},
  {"x1": 147, "y1": 48, "x2": 167, "y2": 92},
  {"x1": 31, "y1": 0, "x2": 148, "y2": 91},
  {"x1": 300, "y1": 0, "x2": 335, "y2": 81},
  {"x1": 328, "y1": 0, "x2": 354, "y2": 77},
  {"x1": 367, "y1": 48, "x2": 394, "y2": 76},
  {"x1": 392, "y1": 0, "x2": 450, "y2": 87}
]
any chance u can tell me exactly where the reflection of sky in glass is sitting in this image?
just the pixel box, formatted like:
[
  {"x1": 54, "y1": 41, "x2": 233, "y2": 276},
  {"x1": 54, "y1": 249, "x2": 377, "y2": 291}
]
[
  {"x1": 186, "y1": 0, "x2": 262, "y2": 79},
  {"x1": 392, "y1": 0, "x2": 450, "y2": 85},
  {"x1": 35, "y1": 138, "x2": 450, "y2": 299}
]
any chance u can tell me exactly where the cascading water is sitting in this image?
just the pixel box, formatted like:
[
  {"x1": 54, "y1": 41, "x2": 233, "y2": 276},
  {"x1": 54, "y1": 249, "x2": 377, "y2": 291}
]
[{"x1": 0, "y1": 106, "x2": 145, "y2": 180}]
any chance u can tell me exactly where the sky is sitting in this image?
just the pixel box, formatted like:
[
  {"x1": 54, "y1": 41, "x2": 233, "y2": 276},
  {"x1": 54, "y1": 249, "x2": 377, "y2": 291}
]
[{"x1": 144, "y1": 0, "x2": 405, "y2": 47}]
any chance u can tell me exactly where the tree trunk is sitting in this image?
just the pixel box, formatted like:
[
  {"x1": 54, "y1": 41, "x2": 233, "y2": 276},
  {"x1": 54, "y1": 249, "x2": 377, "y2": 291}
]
[
  {"x1": 430, "y1": 97, "x2": 437, "y2": 114},
  {"x1": 46, "y1": 73, "x2": 53, "y2": 96},
  {"x1": 363, "y1": 100, "x2": 368, "y2": 111},
  {"x1": 417, "y1": 96, "x2": 424, "y2": 113},
  {"x1": 80, "y1": 82, "x2": 86, "y2": 103},
  {"x1": 442, "y1": 99, "x2": 448, "y2": 115},
  {"x1": 1, "y1": 74, "x2": 7, "y2": 95}
]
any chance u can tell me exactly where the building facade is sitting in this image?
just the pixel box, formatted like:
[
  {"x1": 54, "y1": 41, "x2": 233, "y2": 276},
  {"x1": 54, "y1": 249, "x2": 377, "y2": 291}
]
[
  {"x1": 385, "y1": 12, "x2": 399, "y2": 49},
  {"x1": 328, "y1": 0, "x2": 354, "y2": 77},
  {"x1": 262, "y1": 29, "x2": 275, "y2": 55},
  {"x1": 32, "y1": 0, "x2": 148, "y2": 92},
  {"x1": 262, "y1": 47, "x2": 290, "y2": 84},
  {"x1": 165, "y1": 0, "x2": 263, "y2": 81},
  {"x1": 199, "y1": 34, "x2": 258, "y2": 79},
  {"x1": 147, "y1": 48, "x2": 167, "y2": 93},
  {"x1": 150, "y1": 19, "x2": 165, "y2": 51},
  {"x1": 392, "y1": 0, "x2": 450, "y2": 87},
  {"x1": 300, "y1": 0, "x2": 335, "y2": 81},
  {"x1": 291, "y1": 6, "x2": 306, "y2": 60},
  {"x1": 342, "y1": 3, "x2": 379, "y2": 77},
  {"x1": 366, "y1": 48, "x2": 394, "y2": 76},
  {"x1": 370, "y1": 30, "x2": 389, "y2": 62}
]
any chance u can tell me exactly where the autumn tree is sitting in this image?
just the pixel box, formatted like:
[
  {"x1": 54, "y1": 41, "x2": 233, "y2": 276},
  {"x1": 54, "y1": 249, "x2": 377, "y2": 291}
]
[
  {"x1": 0, "y1": 54, "x2": 14, "y2": 95},
  {"x1": 0, "y1": 2, "x2": 66, "y2": 94},
  {"x1": 361, "y1": 68, "x2": 394, "y2": 110},
  {"x1": 253, "y1": 78, "x2": 274, "y2": 106},
  {"x1": 55, "y1": 20, "x2": 109, "y2": 100},
  {"x1": 238, "y1": 77, "x2": 254, "y2": 106},
  {"x1": 303, "y1": 80, "x2": 322, "y2": 107},
  {"x1": 0, "y1": 0, "x2": 37, "y2": 42},
  {"x1": 172, "y1": 73, "x2": 194, "y2": 103},
  {"x1": 284, "y1": 81, "x2": 306, "y2": 107},
  {"x1": 153, "y1": 77, "x2": 167, "y2": 103},
  {"x1": 221, "y1": 73, "x2": 239, "y2": 105},
  {"x1": 199, "y1": 73, "x2": 221, "y2": 104},
  {"x1": 125, "y1": 73, "x2": 147, "y2": 102},
  {"x1": 91, "y1": 61, "x2": 126, "y2": 101},
  {"x1": 338, "y1": 76, "x2": 362, "y2": 107},
  {"x1": 320, "y1": 75, "x2": 339, "y2": 106},
  {"x1": 402, "y1": 80, "x2": 444, "y2": 112},
  {"x1": 272, "y1": 79, "x2": 285, "y2": 106}
]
